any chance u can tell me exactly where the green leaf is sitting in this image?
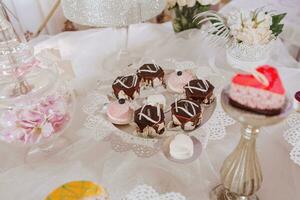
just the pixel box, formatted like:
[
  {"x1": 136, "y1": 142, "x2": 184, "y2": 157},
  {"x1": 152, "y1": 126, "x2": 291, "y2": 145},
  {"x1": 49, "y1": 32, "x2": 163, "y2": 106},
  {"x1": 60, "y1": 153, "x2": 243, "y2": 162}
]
[
  {"x1": 271, "y1": 24, "x2": 284, "y2": 36},
  {"x1": 270, "y1": 13, "x2": 286, "y2": 36},
  {"x1": 173, "y1": 20, "x2": 182, "y2": 33},
  {"x1": 272, "y1": 13, "x2": 286, "y2": 25},
  {"x1": 181, "y1": 16, "x2": 188, "y2": 26}
]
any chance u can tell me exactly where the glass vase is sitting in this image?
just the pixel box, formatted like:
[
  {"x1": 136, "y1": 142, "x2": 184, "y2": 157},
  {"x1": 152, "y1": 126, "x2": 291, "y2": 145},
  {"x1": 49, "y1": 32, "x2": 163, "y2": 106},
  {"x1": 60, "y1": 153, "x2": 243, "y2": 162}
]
[{"x1": 226, "y1": 41, "x2": 273, "y2": 70}]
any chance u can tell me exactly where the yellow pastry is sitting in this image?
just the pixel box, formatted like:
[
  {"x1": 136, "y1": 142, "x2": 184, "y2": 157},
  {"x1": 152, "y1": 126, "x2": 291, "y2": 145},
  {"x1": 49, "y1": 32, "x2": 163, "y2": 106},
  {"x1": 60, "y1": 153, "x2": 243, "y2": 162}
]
[{"x1": 45, "y1": 181, "x2": 108, "y2": 200}]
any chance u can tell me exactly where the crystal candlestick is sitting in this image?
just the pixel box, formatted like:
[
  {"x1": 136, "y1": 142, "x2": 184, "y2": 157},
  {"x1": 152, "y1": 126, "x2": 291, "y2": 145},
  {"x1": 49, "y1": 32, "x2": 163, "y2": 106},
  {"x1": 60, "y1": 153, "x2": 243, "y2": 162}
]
[{"x1": 210, "y1": 86, "x2": 292, "y2": 200}]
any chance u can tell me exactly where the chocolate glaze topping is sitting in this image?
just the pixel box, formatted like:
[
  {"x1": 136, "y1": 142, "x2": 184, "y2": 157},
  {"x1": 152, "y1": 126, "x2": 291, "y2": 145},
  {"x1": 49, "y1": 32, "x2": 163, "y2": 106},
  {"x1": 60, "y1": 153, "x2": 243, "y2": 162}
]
[
  {"x1": 112, "y1": 75, "x2": 141, "y2": 100},
  {"x1": 134, "y1": 105, "x2": 165, "y2": 135},
  {"x1": 184, "y1": 79, "x2": 214, "y2": 103},
  {"x1": 171, "y1": 99, "x2": 202, "y2": 128},
  {"x1": 137, "y1": 64, "x2": 164, "y2": 86}
]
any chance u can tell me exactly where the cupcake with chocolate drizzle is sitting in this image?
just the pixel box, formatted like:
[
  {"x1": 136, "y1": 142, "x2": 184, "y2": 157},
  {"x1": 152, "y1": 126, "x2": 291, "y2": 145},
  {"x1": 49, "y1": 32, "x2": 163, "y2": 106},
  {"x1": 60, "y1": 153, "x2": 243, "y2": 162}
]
[
  {"x1": 112, "y1": 74, "x2": 141, "y2": 100},
  {"x1": 184, "y1": 79, "x2": 215, "y2": 105},
  {"x1": 171, "y1": 99, "x2": 202, "y2": 131},
  {"x1": 134, "y1": 104, "x2": 165, "y2": 138},
  {"x1": 137, "y1": 63, "x2": 165, "y2": 88}
]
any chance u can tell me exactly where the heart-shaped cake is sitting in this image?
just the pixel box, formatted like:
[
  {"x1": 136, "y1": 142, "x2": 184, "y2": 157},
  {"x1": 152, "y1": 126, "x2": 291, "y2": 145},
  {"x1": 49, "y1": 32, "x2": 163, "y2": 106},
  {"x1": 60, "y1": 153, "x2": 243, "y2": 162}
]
[{"x1": 229, "y1": 65, "x2": 286, "y2": 116}]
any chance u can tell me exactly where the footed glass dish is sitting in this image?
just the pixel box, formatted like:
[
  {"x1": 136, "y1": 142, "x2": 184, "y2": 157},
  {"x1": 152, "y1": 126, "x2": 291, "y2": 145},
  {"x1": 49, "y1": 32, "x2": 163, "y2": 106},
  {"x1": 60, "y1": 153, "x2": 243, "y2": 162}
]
[{"x1": 0, "y1": 6, "x2": 75, "y2": 162}]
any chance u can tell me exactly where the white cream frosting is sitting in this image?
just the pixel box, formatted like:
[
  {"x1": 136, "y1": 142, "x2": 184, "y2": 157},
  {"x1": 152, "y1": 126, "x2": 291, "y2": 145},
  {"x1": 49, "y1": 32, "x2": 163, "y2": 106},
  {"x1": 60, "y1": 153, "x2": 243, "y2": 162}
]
[
  {"x1": 172, "y1": 115, "x2": 201, "y2": 131},
  {"x1": 137, "y1": 122, "x2": 165, "y2": 138},
  {"x1": 145, "y1": 94, "x2": 166, "y2": 109},
  {"x1": 170, "y1": 134, "x2": 194, "y2": 160},
  {"x1": 117, "y1": 90, "x2": 139, "y2": 100},
  {"x1": 229, "y1": 83, "x2": 285, "y2": 110},
  {"x1": 141, "y1": 77, "x2": 163, "y2": 88}
]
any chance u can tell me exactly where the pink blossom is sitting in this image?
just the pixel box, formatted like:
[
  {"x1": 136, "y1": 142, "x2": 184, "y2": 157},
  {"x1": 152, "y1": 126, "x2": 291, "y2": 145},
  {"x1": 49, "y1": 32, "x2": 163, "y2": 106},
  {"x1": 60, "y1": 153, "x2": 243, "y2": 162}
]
[{"x1": 0, "y1": 94, "x2": 69, "y2": 144}]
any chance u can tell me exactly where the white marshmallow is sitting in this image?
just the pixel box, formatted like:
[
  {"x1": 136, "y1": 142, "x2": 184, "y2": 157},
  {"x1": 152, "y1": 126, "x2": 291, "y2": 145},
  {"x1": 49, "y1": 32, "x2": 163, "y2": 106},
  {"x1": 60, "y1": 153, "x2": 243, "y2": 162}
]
[{"x1": 170, "y1": 134, "x2": 194, "y2": 160}]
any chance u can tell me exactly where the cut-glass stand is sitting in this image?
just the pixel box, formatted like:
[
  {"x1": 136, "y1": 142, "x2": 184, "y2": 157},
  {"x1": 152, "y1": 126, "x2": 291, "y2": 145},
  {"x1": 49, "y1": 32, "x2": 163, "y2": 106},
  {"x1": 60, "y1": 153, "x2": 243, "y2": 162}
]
[
  {"x1": 62, "y1": 0, "x2": 166, "y2": 72},
  {"x1": 210, "y1": 86, "x2": 292, "y2": 200}
]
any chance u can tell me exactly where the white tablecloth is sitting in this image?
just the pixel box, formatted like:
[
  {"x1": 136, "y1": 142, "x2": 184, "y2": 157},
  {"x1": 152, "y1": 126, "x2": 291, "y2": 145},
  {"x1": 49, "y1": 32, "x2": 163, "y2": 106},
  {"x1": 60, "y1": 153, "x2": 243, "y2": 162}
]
[{"x1": 0, "y1": 23, "x2": 300, "y2": 200}]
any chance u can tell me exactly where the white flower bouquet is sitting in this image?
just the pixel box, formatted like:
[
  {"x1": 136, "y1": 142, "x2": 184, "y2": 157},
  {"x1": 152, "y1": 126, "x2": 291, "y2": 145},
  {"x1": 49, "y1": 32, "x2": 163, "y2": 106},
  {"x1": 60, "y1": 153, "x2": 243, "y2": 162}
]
[
  {"x1": 195, "y1": 8, "x2": 286, "y2": 68},
  {"x1": 195, "y1": 8, "x2": 286, "y2": 45},
  {"x1": 167, "y1": 0, "x2": 220, "y2": 33}
]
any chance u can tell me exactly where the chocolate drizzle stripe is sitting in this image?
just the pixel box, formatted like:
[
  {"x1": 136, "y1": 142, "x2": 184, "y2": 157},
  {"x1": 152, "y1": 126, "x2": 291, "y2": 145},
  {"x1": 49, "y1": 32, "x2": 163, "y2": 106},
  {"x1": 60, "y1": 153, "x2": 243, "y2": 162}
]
[
  {"x1": 137, "y1": 64, "x2": 160, "y2": 73},
  {"x1": 185, "y1": 80, "x2": 209, "y2": 93},
  {"x1": 113, "y1": 75, "x2": 138, "y2": 88},
  {"x1": 138, "y1": 105, "x2": 161, "y2": 124},
  {"x1": 177, "y1": 107, "x2": 195, "y2": 117},
  {"x1": 175, "y1": 100, "x2": 200, "y2": 117},
  {"x1": 175, "y1": 113, "x2": 199, "y2": 121}
]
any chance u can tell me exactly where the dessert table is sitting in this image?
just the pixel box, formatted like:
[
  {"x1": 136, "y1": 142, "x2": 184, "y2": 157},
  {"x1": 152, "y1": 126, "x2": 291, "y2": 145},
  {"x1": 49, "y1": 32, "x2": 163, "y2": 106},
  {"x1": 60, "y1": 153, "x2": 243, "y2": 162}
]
[{"x1": 0, "y1": 22, "x2": 300, "y2": 200}]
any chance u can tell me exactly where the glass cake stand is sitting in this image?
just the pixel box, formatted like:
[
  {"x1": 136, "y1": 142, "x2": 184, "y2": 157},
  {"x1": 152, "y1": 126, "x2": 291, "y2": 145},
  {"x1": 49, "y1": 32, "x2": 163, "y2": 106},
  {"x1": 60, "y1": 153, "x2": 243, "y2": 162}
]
[
  {"x1": 101, "y1": 1, "x2": 167, "y2": 75},
  {"x1": 210, "y1": 86, "x2": 292, "y2": 200},
  {"x1": 62, "y1": 0, "x2": 166, "y2": 75}
]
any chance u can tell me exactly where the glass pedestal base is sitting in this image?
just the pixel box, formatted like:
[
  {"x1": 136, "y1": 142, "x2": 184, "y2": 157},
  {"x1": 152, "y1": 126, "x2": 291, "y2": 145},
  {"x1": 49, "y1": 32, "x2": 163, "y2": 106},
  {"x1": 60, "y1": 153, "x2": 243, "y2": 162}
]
[
  {"x1": 25, "y1": 136, "x2": 71, "y2": 163},
  {"x1": 210, "y1": 185, "x2": 259, "y2": 200},
  {"x1": 102, "y1": 49, "x2": 141, "y2": 76}
]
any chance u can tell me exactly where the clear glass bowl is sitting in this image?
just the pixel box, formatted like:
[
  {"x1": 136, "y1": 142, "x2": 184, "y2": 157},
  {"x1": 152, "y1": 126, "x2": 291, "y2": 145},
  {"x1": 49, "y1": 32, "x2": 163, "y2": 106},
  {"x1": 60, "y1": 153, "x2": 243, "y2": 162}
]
[
  {"x1": 0, "y1": 48, "x2": 74, "y2": 147},
  {"x1": 0, "y1": 78, "x2": 75, "y2": 146}
]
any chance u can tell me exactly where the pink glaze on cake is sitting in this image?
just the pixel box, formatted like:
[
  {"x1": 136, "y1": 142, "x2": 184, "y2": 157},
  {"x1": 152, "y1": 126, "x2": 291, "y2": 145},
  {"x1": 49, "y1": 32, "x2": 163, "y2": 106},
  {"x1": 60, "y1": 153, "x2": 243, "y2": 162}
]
[
  {"x1": 232, "y1": 65, "x2": 285, "y2": 95},
  {"x1": 229, "y1": 65, "x2": 286, "y2": 113},
  {"x1": 107, "y1": 99, "x2": 133, "y2": 125},
  {"x1": 167, "y1": 70, "x2": 194, "y2": 93},
  {"x1": 229, "y1": 84, "x2": 285, "y2": 110}
]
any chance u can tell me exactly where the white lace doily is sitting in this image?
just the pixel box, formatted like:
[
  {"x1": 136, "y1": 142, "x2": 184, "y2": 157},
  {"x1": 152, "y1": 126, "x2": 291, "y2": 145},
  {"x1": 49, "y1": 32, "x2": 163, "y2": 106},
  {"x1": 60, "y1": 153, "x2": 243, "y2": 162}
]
[
  {"x1": 202, "y1": 98, "x2": 235, "y2": 140},
  {"x1": 284, "y1": 113, "x2": 300, "y2": 166},
  {"x1": 81, "y1": 86, "x2": 161, "y2": 157},
  {"x1": 123, "y1": 185, "x2": 186, "y2": 200}
]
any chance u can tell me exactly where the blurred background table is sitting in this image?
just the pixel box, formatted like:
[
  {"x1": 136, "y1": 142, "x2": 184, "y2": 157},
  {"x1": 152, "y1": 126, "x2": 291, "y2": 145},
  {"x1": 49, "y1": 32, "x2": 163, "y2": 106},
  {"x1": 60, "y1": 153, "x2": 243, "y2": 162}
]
[{"x1": 0, "y1": 22, "x2": 299, "y2": 200}]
